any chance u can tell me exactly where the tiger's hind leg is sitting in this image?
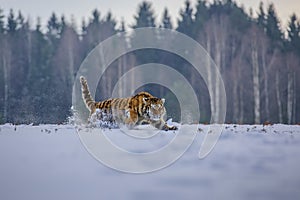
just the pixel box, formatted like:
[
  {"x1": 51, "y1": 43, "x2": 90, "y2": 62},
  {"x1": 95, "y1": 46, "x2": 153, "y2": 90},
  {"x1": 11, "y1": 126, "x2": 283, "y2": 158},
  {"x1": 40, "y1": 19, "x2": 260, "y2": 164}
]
[{"x1": 88, "y1": 109, "x2": 117, "y2": 129}]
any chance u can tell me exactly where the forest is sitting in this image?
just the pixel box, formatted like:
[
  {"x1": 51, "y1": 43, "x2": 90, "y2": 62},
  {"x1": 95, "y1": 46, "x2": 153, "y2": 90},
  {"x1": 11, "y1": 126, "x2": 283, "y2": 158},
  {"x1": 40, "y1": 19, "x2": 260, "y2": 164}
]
[{"x1": 0, "y1": 0, "x2": 299, "y2": 124}]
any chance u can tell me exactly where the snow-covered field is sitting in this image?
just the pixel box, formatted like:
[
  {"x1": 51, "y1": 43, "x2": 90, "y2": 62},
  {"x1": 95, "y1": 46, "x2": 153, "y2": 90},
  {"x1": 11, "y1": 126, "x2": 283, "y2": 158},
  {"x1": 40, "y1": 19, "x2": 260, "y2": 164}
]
[{"x1": 0, "y1": 124, "x2": 300, "y2": 200}]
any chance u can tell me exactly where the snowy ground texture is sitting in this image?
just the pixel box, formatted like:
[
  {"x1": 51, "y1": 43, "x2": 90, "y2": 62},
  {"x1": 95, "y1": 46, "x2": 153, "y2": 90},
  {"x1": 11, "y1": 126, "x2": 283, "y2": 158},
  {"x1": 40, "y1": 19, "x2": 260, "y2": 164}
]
[{"x1": 0, "y1": 124, "x2": 300, "y2": 200}]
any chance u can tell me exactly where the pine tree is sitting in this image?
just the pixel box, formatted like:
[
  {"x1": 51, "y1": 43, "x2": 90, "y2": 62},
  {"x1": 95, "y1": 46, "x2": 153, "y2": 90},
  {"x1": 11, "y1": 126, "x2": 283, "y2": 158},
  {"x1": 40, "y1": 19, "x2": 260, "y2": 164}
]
[
  {"x1": 131, "y1": 1, "x2": 157, "y2": 63},
  {"x1": 130, "y1": 1, "x2": 158, "y2": 96},
  {"x1": 83, "y1": 10, "x2": 100, "y2": 48},
  {"x1": 160, "y1": 8, "x2": 173, "y2": 29},
  {"x1": 0, "y1": 8, "x2": 4, "y2": 33},
  {"x1": 177, "y1": 0, "x2": 194, "y2": 37},
  {"x1": 47, "y1": 12, "x2": 61, "y2": 37},
  {"x1": 16, "y1": 11, "x2": 25, "y2": 29},
  {"x1": 27, "y1": 17, "x2": 53, "y2": 123},
  {"x1": 119, "y1": 18, "x2": 126, "y2": 32},
  {"x1": 7, "y1": 9, "x2": 17, "y2": 34},
  {"x1": 102, "y1": 11, "x2": 117, "y2": 36},
  {"x1": 257, "y1": 1, "x2": 266, "y2": 29},
  {"x1": 46, "y1": 12, "x2": 61, "y2": 61},
  {"x1": 36, "y1": 17, "x2": 42, "y2": 32},
  {"x1": 52, "y1": 19, "x2": 81, "y2": 123},
  {"x1": 193, "y1": 0, "x2": 209, "y2": 36},
  {"x1": 81, "y1": 9, "x2": 102, "y2": 51},
  {"x1": 132, "y1": 1, "x2": 156, "y2": 28},
  {"x1": 92, "y1": 9, "x2": 100, "y2": 24},
  {"x1": 83, "y1": 10, "x2": 117, "y2": 50},
  {"x1": 6, "y1": 10, "x2": 32, "y2": 123},
  {"x1": 287, "y1": 13, "x2": 300, "y2": 53},
  {"x1": 60, "y1": 15, "x2": 67, "y2": 34},
  {"x1": 81, "y1": 18, "x2": 87, "y2": 37},
  {"x1": 266, "y1": 3, "x2": 282, "y2": 47}
]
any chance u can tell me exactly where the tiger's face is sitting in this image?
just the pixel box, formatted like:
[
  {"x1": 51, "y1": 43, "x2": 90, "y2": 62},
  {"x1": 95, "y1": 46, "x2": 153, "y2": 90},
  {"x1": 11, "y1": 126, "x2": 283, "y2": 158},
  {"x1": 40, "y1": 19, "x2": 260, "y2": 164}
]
[{"x1": 144, "y1": 97, "x2": 166, "y2": 121}]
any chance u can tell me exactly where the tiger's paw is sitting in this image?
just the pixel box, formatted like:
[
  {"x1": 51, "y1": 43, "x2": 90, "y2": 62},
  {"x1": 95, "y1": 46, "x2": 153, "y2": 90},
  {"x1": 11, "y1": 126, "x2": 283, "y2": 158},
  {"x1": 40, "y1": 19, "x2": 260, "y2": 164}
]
[
  {"x1": 162, "y1": 124, "x2": 178, "y2": 131},
  {"x1": 163, "y1": 118, "x2": 178, "y2": 131}
]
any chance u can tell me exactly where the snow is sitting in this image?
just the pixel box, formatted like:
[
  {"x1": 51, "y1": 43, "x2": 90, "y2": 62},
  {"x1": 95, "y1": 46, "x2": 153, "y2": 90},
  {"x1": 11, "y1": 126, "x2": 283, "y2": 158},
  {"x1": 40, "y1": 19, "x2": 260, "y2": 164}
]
[{"x1": 0, "y1": 124, "x2": 300, "y2": 200}]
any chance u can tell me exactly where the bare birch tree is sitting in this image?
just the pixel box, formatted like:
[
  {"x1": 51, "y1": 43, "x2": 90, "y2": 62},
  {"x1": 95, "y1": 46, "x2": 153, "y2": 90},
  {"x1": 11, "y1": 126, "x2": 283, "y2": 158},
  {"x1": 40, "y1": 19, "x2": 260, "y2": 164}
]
[{"x1": 249, "y1": 26, "x2": 261, "y2": 124}]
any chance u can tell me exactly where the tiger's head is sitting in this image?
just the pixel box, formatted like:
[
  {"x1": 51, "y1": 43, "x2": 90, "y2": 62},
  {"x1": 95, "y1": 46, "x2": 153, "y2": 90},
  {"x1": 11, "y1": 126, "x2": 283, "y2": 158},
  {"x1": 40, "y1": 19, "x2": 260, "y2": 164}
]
[{"x1": 143, "y1": 97, "x2": 166, "y2": 121}]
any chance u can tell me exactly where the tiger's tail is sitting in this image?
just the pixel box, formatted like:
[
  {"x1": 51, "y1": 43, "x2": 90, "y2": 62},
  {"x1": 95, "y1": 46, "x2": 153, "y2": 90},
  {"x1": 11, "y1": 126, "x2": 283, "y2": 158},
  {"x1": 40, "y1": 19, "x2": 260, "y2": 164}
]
[{"x1": 80, "y1": 76, "x2": 96, "y2": 113}]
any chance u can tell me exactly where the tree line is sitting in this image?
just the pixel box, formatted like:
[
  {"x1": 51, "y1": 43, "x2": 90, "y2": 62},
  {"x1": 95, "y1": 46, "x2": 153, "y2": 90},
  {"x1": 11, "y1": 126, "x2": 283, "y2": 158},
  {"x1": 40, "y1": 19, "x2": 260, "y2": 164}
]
[{"x1": 0, "y1": 0, "x2": 299, "y2": 124}]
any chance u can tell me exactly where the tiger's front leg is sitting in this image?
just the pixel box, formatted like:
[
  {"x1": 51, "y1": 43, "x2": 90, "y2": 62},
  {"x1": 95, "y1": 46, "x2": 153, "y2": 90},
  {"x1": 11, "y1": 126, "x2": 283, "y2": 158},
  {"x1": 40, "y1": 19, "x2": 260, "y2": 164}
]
[
  {"x1": 124, "y1": 109, "x2": 138, "y2": 129},
  {"x1": 151, "y1": 119, "x2": 178, "y2": 131}
]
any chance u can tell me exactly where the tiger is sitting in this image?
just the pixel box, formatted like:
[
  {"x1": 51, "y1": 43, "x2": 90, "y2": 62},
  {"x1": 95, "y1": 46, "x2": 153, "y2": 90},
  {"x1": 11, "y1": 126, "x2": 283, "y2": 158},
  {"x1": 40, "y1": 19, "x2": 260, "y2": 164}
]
[{"x1": 80, "y1": 76, "x2": 177, "y2": 131}]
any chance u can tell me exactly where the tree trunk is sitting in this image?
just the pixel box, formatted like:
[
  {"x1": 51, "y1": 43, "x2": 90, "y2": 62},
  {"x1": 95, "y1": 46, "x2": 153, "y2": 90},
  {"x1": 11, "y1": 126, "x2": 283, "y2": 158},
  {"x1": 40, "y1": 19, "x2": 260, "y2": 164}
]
[
  {"x1": 275, "y1": 71, "x2": 283, "y2": 123},
  {"x1": 68, "y1": 44, "x2": 74, "y2": 84},
  {"x1": 261, "y1": 52, "x2": 270, "y2": 121},
  {"x1": 232, "y1": 76, "x2": 238, "y2": 122},
  {"x1": 233, "y1": 38, "x2": 243, "y2": 123},
  {"x1": 262, "y1": 48, "x2": 277, "y2": 122},
  {"x1": 215, "y1": 52, "x2": 221, "y2": 123},
  {"x1": 252, "y1": 46, "x2": 260, "y2": 124},
  {"x1": 130, "y1": 55, "x2": 136, "y2": 96},
  {"x1": 3, "y1": 48, "x2": 9, "y2": 122},
  {"x1": 287, "y1": 71, "x2": 293, "y2": 124},
  {"x1": 293, "y1": 73, "x2": 296, "y2": 124},
  {"x1": 205, "y1": 33, "x2": 215, "y2": 122},
  {"x1": 239, "y1": 84, "x2": 244, "y2": 123},
  {"x1": 117, "y1": 55, "x2": 126, "y2": 97},
  {"x1": 213, "y1": 26, "x2": 221, "y2": 123}
]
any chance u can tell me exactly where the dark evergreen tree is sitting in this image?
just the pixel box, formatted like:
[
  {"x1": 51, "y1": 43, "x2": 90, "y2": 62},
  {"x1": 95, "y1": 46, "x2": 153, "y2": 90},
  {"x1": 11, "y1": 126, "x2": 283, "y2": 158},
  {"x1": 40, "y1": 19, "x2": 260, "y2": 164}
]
[
  {"x1": 257, "y1": 1, "x2": 266, "y2": 29},
  {"x1": 60, "y1": 15, "x2": 67, "y2": 34},
  {"x1": 7, "y1": 9, "x2": 17, "y2": 34},
  {"x1": 82, "y1": 9, "x2": 117, "y2": 53},
  {"x1": 36, "y1": 17, "x2": 42, "y2": 32},
  {"x1": 266, "y1": 3, "x2": 282, "y2": 47},
  {"x1": 131, "y1": 1, "x2": 157, "y2": 64},
  {"x1": 46, "y1": 12, "x2": 61, "y2": 58},
  {"x1": 26, "y1": 19, "x2": 52, "y2": 123},
  {"x1": 130, "y1": 1, "x2": 161, "y2": 97},
  {"x1": 193, "y1": 0, "x2": 209, "y2": 36},
  {"x1": 81, "y1": 10, "x2": 118, "y2": 99},
  {"x1": 287, "y1": 14, "x2": 300, "y2": 53},
  {"x1": 47, "y1": 12, "x2": 61, "y2": 37},
  {"x1": 228, "y1": 1, "x2": 250, "y2": 32},
  {"x1": 51, "y1": 18, "x2": 81, "y2": 123},
  {"x1": 101, "y1": 12, "x2": 117, "y2": 38},
  {"x1": 5, "y1": 11, "x2": 32, "y2": 123},
  {"x1": 119, "y1": 18, "x2": 126, "y2": 32},
  {"x1": 81, "y1": 9, "x2": 101, "y2": 52},
  {"x1": 132, "y1": 1, "x2": 155, "y2": 28},
  {"x1": 209, "y1": 0, "x2": 222, "y2": 16},
  {"x1": 92, "y1": 9, "x2": 100, "y2": 24},
  {"x1": 0, "y1": 8, "x2": 4, "y2": 33},
  {"x1": 16, "y1": 11, "x2": 25, "y2": 29},
  {"x1": 81, "y1": 18, "x2": 87, "y2": 36},
  {"x1": 160, "y1": 8, "x2": 173, "y2": 29},
  {"x1": 177, "y1": 0, "x2": 194, "y2": 37}
]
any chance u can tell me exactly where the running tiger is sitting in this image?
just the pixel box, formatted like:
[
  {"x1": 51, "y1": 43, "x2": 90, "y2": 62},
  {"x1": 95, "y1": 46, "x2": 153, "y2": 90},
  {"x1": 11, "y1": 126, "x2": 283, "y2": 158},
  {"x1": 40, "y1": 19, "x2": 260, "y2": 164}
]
[{"x1": 80, "y1": 76, "x2": 177, "y2": 130}]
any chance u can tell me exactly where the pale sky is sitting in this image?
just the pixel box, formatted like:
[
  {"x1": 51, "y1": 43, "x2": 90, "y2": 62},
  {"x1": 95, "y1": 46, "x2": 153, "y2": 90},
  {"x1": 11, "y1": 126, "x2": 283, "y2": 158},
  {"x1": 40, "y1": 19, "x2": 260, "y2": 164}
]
[{"x1": 0, "y1": 0, "x2": 299, "y2": 30}]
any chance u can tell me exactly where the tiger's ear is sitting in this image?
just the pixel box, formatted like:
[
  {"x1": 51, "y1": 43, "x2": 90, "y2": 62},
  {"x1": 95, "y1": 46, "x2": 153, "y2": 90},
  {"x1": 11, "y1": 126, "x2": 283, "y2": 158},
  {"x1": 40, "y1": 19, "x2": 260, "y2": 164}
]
[
  {"x1": 143, "y1": 97, "x2": 149, "y2": 104},
  {"x1": 161, "y1": 98, "x2": 165, "y2": 104}
]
